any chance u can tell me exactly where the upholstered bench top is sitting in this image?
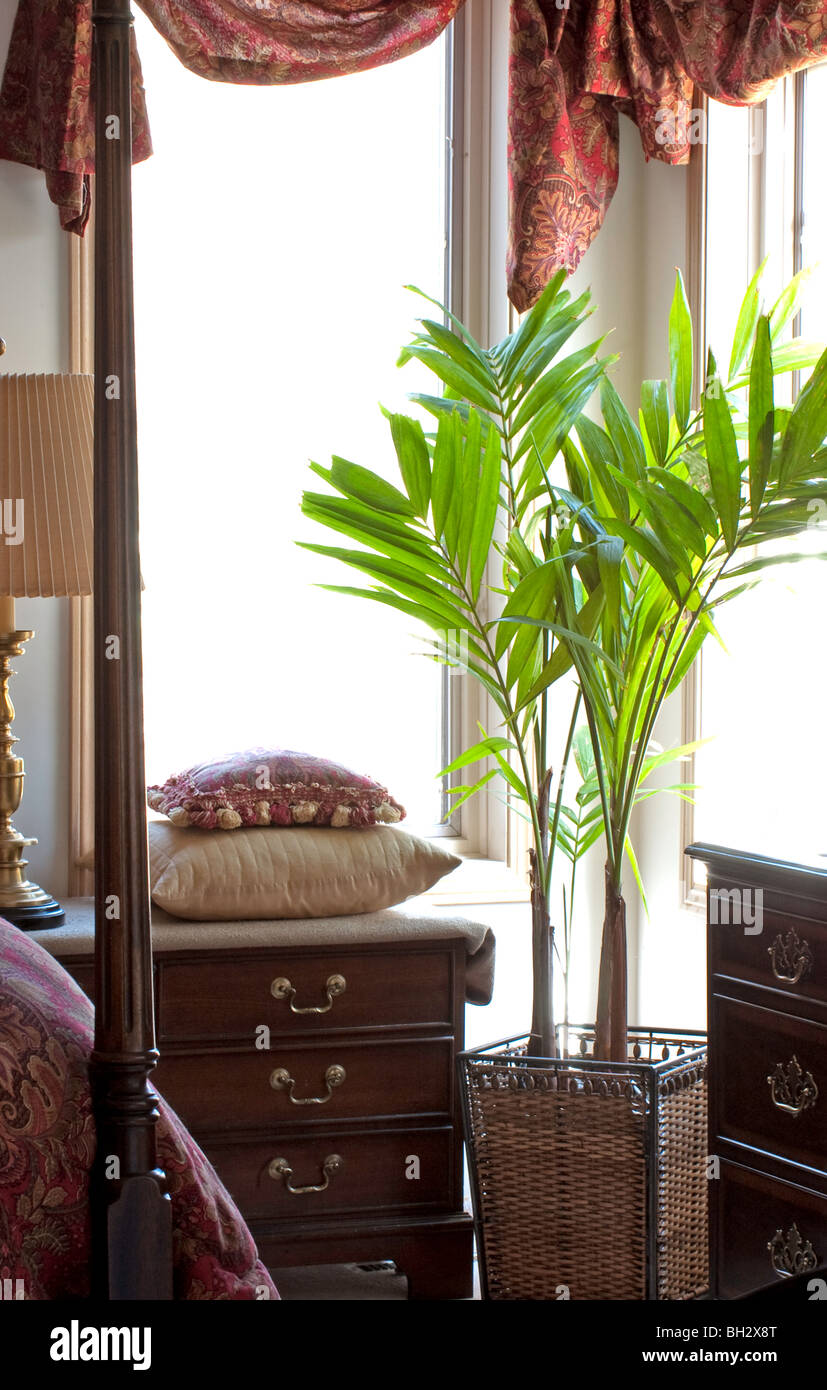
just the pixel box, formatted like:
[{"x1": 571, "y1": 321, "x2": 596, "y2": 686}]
[{"x1": 33, "y1": 897, "x2": 496, "y2": 1005}]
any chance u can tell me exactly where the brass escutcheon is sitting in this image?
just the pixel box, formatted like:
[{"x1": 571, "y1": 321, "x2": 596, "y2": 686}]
[
  {"x1": 767, "y1": 1055, "x2": 818, "y2": 1116},
  {"x1": 768, "y1": 1222, "x2": 819, "y2": 1278},
  {"x1": 768, "y1": 929, "x2": 813, "y2": 986}
]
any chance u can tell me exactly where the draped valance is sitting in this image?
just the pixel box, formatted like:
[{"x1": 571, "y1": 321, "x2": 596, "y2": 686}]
[
  {"x1": 508, "y1": 1, "x2": 827, "y2": 308},
  {"x1": 1, "y1": 0, "x2": 826, "y2": 309}
]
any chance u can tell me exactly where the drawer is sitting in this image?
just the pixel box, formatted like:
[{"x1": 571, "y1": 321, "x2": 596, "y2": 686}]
[
  {"x1": 709, "y1": 895, "x2": 827, "y2": 1010},
  {"x1": 157, "y1": 949, "x2": 454, "y2": 1042},
  {"x1": 204, "y1": 1125, "x2": 456, "y2": 1220},
  {"x1": 154, "y1": 1037, "x2": 453, "y2": 1133},
  {"x1": 715, "y1": 1158, "x2": 827, "y2": 1298},
  {"x1": 712, "y1": 994, "x2": 827, "y2": 1175}
]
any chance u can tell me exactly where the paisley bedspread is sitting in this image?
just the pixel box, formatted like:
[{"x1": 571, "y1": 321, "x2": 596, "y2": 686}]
[{"x1": 0, "y1": 917, "x2": 278, "y2": 1300}]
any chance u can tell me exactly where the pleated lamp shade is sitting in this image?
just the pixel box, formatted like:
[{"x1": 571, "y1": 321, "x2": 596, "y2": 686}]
[{"x1": 0, "y1": 374, "x2": 94, "y2": 598}]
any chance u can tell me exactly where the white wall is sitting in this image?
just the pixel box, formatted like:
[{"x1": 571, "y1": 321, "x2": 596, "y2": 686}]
[
  {"x1": 568, "y1": 119, "x2": 646, "y2": 401},
  {"x1": 0, "y1": 13, "x2": 72, "y2": 902}
]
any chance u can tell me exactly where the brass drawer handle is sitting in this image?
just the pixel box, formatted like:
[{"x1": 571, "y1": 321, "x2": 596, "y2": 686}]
[
  {"x1": 268, "y1": 1154, "x2": 342, "y2": 1195},
  {"x1": 271, "y1": 973, "x2": 346, "y2": 1014},
  {"x1": 768, "y1": 1222, "x2": 819, "y2": 1278},
  {"x1": 767, "y1": 1055, "x2": 819, "y2": 1116},
  {"x1": 270, "y1": 1063, "x2": 346, "y2": 1105},
  {"x1": 768, "y1": 930, "x2": 813, "y2": 986}
]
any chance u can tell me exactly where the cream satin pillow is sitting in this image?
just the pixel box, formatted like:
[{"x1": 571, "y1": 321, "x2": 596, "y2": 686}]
[{"x1": 148, "y1": 821, "x2": 461, "y2": 920}]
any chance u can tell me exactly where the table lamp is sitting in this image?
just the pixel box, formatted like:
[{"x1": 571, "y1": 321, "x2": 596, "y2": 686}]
[{"x1": 0, "y1": 357, "x2": 94, "y2": 930}]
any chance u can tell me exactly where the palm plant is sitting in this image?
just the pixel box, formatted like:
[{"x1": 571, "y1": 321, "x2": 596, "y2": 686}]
[
  {"x1": 543, "y1": 266, "x2": 827, "y2": 1059},
  {"x1": 300, "y1": 264, "x2": 827, "y2": 1068},
  {"x1": 300, "y1": 274, "x2": 612, "y2": 1055}
]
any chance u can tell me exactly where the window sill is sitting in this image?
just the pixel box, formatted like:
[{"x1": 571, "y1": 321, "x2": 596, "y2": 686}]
[{"x1": 422, "y1": 855, "x2": 530, "y2": 907}]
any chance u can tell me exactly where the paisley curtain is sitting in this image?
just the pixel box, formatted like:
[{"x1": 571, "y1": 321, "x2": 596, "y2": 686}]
[
  {"x1": 1, "y1": 0, "x2": 826, "y2": 305},
  {"x1": 509, "y1": 1, "x2": 827, "y2": 310}
]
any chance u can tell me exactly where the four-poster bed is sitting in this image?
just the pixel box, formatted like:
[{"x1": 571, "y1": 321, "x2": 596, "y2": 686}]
[{"x1": 88, "y1": 0, "x2": 171, "y2": 1298}]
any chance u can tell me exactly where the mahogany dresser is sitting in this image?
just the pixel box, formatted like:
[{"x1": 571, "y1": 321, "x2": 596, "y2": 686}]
[
  {"x1": 688, "y1": 843, "x2": 827, "y2": 1299},
  {"x1": 34, "y1": 900, "x2": 486, "y2": 1299}
]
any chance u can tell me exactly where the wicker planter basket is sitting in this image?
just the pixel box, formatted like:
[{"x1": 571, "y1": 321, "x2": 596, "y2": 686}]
[{"x1": 458, "y1": 1027, "x2": 708, "y2": 1301}]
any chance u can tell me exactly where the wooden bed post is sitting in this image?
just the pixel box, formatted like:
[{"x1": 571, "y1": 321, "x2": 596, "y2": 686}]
[{"x1": 90, "y1": 0, "x2": 173, "y2": 1300}]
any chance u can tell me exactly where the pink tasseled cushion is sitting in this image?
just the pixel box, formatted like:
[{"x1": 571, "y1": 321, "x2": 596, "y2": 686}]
[
  {"x1": 0, "y1": 918, "x2": 278, "y2": 1300},
  {"x1": 147, "y1": 746, "x2": 405, "y2": 831}
]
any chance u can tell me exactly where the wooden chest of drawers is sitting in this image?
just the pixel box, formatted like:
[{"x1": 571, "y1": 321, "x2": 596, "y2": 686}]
[
  {"x1": 688, "y1": 844, "x2": 827, "y2": 1299},
  {"x1": 38, "y1": 908, "x2": 476, "y2": 1299}
]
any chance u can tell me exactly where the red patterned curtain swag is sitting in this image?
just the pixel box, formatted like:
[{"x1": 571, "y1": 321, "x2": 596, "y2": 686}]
[
  {"x1": 508, "y1": 0, "x2": 827, "y2": 309},
  {"x1": 1, "y1": 0, "x2": 826, "y2": 309}
]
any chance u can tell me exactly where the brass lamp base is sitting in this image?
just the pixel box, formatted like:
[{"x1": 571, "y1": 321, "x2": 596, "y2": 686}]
[
  {"x1": 0, "y1": 897, "x2": 65, "y2": 931},
  {"x1": 0, "y1": 833, "x2": 65, "y2": 930},
  {"x1": 0, "y1": 629, "x2": 65, "y2": 932}
]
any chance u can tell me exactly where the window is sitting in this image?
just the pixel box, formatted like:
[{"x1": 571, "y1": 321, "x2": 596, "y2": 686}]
[
  {"x1": 685, "y1": 67, "x2": 827, "y2": 878},
  {"x1": 66, "y1": 3, "x2": 513, "y2": 880},
  {"x1": 132, "y1": 10, "x2": 463, "y2": 838}
]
